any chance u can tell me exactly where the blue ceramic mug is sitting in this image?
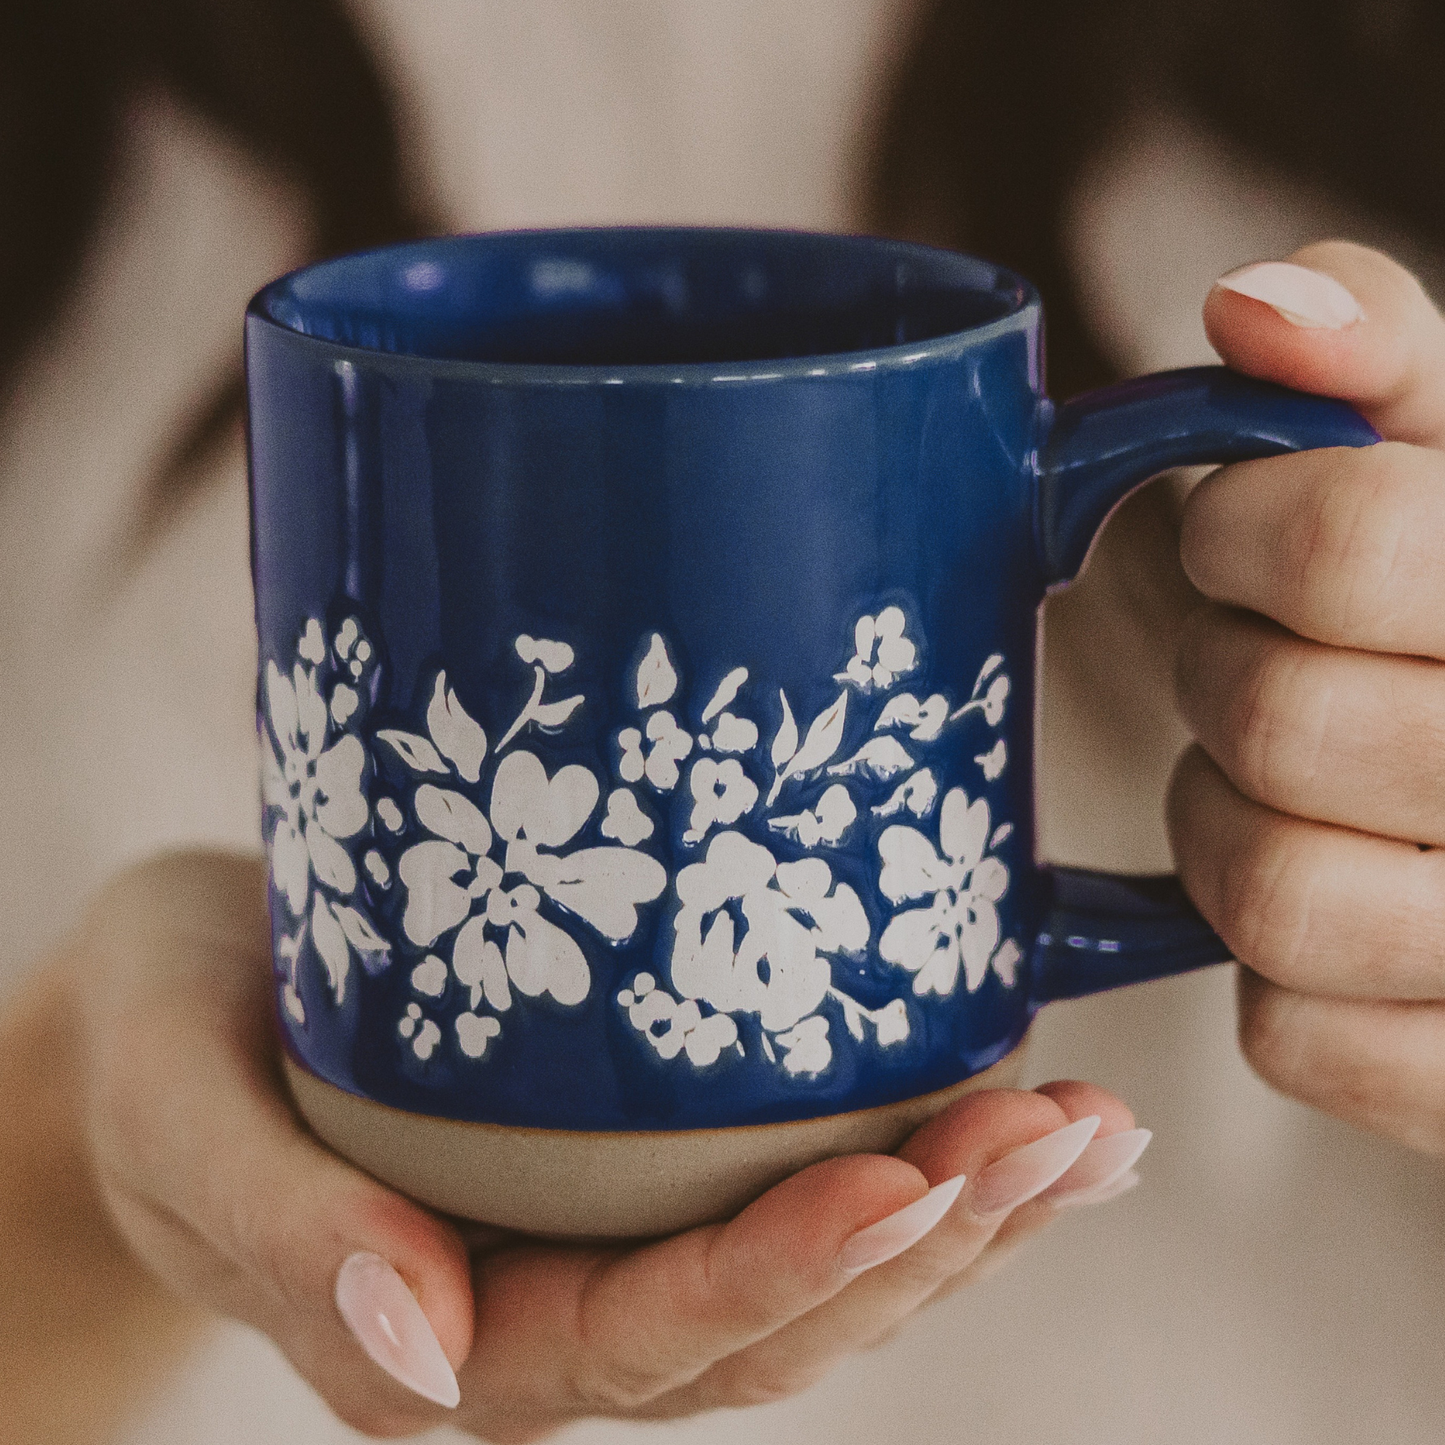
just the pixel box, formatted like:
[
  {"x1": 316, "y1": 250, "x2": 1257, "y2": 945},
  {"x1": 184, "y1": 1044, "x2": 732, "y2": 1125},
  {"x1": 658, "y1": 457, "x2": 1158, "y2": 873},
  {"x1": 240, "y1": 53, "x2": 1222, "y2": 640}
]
[{"x1": 246, "y1": 228, "x2": 1375, "y2": 1237}]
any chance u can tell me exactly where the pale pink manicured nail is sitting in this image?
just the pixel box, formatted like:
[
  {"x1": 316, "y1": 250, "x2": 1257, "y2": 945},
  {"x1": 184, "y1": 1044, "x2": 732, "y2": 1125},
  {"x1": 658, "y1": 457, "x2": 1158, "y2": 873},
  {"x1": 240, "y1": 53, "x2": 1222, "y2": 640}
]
[
  {"x1": 1216, "y1": 261, "x2": 1363, "y2": 329},
  {"x1": 335, "y1": 1252, "x2": 460, "y2": 1409},
  {"x1": 1052, "y1": 1168, "x2": 1141, "y2": 1210},
  {"x1": 969, "y1": 1116, "x2": 1101, "y2": 1218},
  {"x1": 838, "y1": 1173, "x2": 966, "y2": 1276},
  {"x1": 1040, "y1": 1128, "x2": 1152, "y2": 1206}
]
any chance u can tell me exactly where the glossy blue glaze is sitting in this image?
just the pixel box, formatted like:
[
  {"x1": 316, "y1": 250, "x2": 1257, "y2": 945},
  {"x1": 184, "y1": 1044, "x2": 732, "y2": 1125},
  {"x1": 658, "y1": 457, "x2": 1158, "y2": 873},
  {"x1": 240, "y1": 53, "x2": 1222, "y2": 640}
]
[{"x1": 246, "y1": 228, "x2": 1375, "y2": 1132}]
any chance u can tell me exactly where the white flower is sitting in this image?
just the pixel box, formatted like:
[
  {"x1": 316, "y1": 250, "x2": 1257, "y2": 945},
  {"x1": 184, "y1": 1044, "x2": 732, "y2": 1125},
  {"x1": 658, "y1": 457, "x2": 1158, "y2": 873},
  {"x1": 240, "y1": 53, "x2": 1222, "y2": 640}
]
[
  {"x1": 709, "y1": 712, "x2": 759, "y2": 753},
  {"x1": 837, "y1": 607, "x2": 917, "y2": 690},
  {"x1": 600, "y1": 788, "x2": 654, "y2": 846},
  {"x1": 456, "y1": 1012, "x2": 502, "y2": 1059},
  {"x1": 261, "y1": 632, "x2": 387, "y2": 1008},
  {"x1": 398, "y1": 1003, "x2": 441, "y2": 1060},
  {"x1": 878, "y1": 787, "x2": 1011, "y2": 997},
  {"x1": 618, "y1": 973, "x2": 740, "y2": 1066},
  {"x1": 263, "y1": 658, "x2": 369, "y2": 915},
  {"x1": 670, "y1": 832, "x2": 867, "y2": 1034},
  {"x1": 769, "y1": 783, "x2": 857, "y2": 847},
  {"x1": 684, "y1": 757, "x2": 759, "y2": 843},
  {"x1": 875, "y1": 692, "x2": 948, "y2": 741},
  {"x1": 873, "y1": 769, "x2": 939, "y2": 819},
  {"x1": 975, "y1": 739, "x2": 1007, "y2": 780},
  {"x1": 772, "y1": 1015, "x2": 832, "y2": 1076}
]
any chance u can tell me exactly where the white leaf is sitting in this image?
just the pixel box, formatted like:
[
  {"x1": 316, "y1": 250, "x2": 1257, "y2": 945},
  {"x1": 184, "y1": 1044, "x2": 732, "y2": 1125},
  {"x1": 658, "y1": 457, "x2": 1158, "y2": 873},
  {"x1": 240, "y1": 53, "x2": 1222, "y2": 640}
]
[
  {"x1": 426, "y1": 672, "x2": 487, "y2": 782},
  {"x1": 976, "y1": 653, "x2": 1005, "y2": 687},
  {"x1": 331, "y1": 901, "x2": 389, "y2": 956},
  {"x1": 975, "y1": 739, "x2": 1007, "y2": 780},
  {"x1": 532, "y1": 694, "x2": 585, "y2": 730},
  {"x1": 771, "y1": 690, "x2": 798, "y2": 771},
  {"x1": 377, "y1": 729, "x2": 449, "y2": 775},
  {"x1": 990, "y1": 822, "x2": 1014, "y2": 849},
  {"x1": 635, "y1": 633, "x2": 678, "y2": 708},
  {"x1": 777, "y1": 691, "x2": 848, "y2": 792},
  {"x1": 414, "y1": 784, "x2": 493, "y2": 855},
  {"x1": 311, "y1": 896, "x2": 351, "y2": 1005},
  {"x1": 701, "y1": 666, "x2": 748, "y2": 723},
  {"x1": 828, "y1": 735, "x2": 914, "y2": 780}
]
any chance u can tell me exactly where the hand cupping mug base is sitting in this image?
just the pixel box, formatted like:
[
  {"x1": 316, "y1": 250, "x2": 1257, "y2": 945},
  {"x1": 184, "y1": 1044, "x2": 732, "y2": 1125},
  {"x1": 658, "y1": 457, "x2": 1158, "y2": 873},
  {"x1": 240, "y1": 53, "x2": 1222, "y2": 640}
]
[{"x1": 247, "y1": 229, "x2": 1375, "y2": 1237}]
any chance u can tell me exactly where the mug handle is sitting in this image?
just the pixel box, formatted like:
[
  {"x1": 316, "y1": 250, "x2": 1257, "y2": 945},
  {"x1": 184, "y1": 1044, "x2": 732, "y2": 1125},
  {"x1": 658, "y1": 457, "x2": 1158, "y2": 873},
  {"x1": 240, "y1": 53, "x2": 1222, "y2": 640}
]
[{"x1": 1028, "y1": 364, "x2": 1379, "y2": 1005}]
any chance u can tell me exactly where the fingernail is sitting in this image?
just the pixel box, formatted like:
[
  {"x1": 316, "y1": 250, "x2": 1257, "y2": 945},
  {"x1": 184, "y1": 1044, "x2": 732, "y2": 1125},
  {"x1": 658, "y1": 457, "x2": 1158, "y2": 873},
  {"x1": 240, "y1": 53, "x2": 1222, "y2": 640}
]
[
  {"x1": 1052, "y1": 1168, "x2": 1141, "y2": 1209},
  {"x1": 969, "y1": 1115, "x2": 1100, "y2": 1218},
  {"x1": 1216, "y1": 261, "x2": 1363, "y2": 329},
  {"x1": 1041, "y1": 1127, "x2": 1152, "y2": 1207},
  {"x1": 838, "y1": 1173, "x2": 966, "y2": 1276},
  {"x1": 335, "y1": 1252, "x2": 460, "y2": 1409}
]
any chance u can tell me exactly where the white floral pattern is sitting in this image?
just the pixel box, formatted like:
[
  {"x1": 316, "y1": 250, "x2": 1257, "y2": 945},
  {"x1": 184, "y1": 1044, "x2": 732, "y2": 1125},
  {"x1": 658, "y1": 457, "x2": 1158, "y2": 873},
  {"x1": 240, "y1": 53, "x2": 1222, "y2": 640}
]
[{"x1": 262, "y1": 604, "x2": 1018, "y2": 1078}]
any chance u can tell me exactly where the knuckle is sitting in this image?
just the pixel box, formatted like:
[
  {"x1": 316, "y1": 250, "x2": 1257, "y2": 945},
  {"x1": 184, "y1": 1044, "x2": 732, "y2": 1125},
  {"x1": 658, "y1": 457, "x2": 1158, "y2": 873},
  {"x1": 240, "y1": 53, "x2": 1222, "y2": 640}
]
[
  {"x1": 1214, "y1": 822, "x2": 1315, "y2": 989},
  {"x1": 1222, "y1": 638, "x2": 1320, "y2": 803},
  {"x1": 579, "y1": 1354, "x2": 671, "y2": 1413},
  {"x1": 1284, "y1": 446, "x2": 1415, "y2": 640},
  {"x1": 1236, "y1": 975, "x2": 1310, "y2": 1096}
]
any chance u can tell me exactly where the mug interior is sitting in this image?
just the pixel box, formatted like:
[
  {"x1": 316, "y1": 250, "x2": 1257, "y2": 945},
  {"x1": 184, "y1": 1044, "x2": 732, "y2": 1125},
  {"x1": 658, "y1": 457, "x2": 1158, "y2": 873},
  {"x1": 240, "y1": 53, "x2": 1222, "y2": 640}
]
[{"x1": 250, "y1": 228, "x2": 1031, "y2": 368}]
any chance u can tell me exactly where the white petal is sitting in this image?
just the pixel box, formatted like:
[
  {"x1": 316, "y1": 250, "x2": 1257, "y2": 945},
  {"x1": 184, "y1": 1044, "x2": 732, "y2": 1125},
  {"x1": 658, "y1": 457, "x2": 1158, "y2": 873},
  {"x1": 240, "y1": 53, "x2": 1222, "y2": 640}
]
[
  {"x1": 330, "y1": 684, "x2": 359, "y2": 726},
  {"x1": 958, "y1": 898, "x2": 1001, "y2": 993},
  {"x1": 809, "y1": 882, "x2": 870, "y2": 956},
  {"x1": 675, "y1": 831, "x2": 776, "y2": 913},
  {"x1": 491, "y1": 750, "x2": 598, "y2": 847},
  {"x1": 516, "y1": 635, "x2": 574, "y2": 673},
  {"x1": 991, "y1": 938, "x2": 1023, "y2": 989},
  {"x1": 880, "y1": 904, "x2": 945, "y2": 970},
  {"x1": 539, "y1": 847, "x2": 667, "y2": 942},
  {"x1": 773, "y1": 1014, "x2": 832, "y2": 1076},
  {"x1": 294, "y1": 663, "x2": 329, "y2": 759},
  {"x1": 710, "y1": 713, "x2": 759, "y2": 753},
  {"x1": 913, "y1": 934, "x2": 962, "y2": 997},
  {"x1": 314, "y1": 734, "x2": 368, "y2": 839},
  {"x1": 452, "y1": 916, "x2": 511, "y2": 1011},
  {"x1": 940, "y1": 788, "x2": 990, "y2": 871},
  {"x1": 398, "y1": 839, "x2": 474, "y2": 945},
  {"x1": 266, "y1": 660, "x2": 299, "y2": 753},
  {"x1": 456, "y1": 1012, "x2": 502, "y2": 1058},
  {"x1": 971, "y1": 856, "x2": 1010, "y2": 903},
  {"x1": 261, "y1": 739, "x2": 289, "y2": 812},
  {"x1": 854, "y1": 614, "x2": 877, "y2": 659},
  {"x1": 298, "y1": 618, "x2": 327, "y2": 664},
  {"x1": 377, "y1": 729, "x2": 449, "y2": 775},
  {"x1": 271, "y1": 817, "x2": 311, "y2": 916},
  {"x1": 504, "y1": 913, "x2": 591, "y2": 1005},
  {"x1": 305, "y1": 820, "x2": 357, "y2": 895},
  {"x1": 683, "y1": 1011, "x2": 740, "y2": 1066},
  {"x1": 635, "y1": 633, "x2": 678, "y2": 708},
  {"x1": 311, "y1": 896, "x2": 351, "y2": 1004},
  {"x1": 877, "y1": 826, "x2": 951, "y2": 902},
  {"x1": 411, "y1": 956, "x2": 448, "y2": 996},
  {"x1": 414, "y1": 784, "x2": 493, "y2": 856},
  {"x1": 426, "y1": 672, "x2": 488, "y2": 782},
  {"x1": 873, "y1": 998, "x2": 911, "y2": 1045}
]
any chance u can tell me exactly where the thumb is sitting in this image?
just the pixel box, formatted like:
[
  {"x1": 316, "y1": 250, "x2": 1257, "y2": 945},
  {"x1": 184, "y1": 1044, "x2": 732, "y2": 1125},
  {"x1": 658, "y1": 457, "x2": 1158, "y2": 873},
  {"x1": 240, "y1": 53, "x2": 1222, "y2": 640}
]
[
  {"x1": 81, "y1": 852, "x2": 474, "y2": 1435},
  {"x1": 1204, "y1": 239, "x2": 1445, "y2": 449}
]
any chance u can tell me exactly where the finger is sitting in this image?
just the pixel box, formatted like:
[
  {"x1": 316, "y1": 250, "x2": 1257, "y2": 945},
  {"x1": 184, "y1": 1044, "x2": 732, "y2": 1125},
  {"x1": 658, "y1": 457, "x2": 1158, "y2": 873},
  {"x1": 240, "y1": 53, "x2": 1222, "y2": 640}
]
[
  {"x1": 458, "y1": 1150, "x2": 932, "y2": 1437},
  {"x1": 1237, "y1": 969, "x2": 1445, "y2": 1157},
  {"x1": 1175, "y1": 603, "x2": 1445, "y2": 844},
  {"x1": 81, "y1": 853, "x2": 474, "y2": 1437},
  {"x1": 1168, "y1": 746, "x2": 1445, "y2": 1000},
  {"x1": 1205, "y1": 240, "x2": 1445, "y2": 448},
  {"x1": 1179, "y1": 441, "x2": 1445, "y2": 658},
  {"x1": 647, "y1": 1085, "x2": 1128, "y2": 1416}
]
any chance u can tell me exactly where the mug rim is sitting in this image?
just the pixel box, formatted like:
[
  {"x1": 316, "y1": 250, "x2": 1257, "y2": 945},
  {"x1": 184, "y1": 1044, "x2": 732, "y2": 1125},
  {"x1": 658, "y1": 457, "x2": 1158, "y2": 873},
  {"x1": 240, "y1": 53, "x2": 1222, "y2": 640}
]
[{"x1": 246, "y1": 225, "x2": 1041, "y2": 387}]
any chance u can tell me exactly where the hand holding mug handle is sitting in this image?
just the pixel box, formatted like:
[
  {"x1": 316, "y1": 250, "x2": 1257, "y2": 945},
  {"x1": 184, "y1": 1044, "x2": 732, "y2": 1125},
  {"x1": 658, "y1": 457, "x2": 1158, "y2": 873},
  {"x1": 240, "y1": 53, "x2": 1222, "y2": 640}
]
[{"x1": 1029, "y1": 356, "x2": 1378, "y2": 1003}]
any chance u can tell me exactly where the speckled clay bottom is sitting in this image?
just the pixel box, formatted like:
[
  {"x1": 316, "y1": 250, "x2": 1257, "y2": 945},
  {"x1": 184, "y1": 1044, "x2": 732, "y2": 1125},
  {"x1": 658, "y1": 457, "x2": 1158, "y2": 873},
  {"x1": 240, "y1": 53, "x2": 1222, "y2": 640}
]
[{"x1": 284, "y1": 1045, "x2": 1026, "y2": 1239}]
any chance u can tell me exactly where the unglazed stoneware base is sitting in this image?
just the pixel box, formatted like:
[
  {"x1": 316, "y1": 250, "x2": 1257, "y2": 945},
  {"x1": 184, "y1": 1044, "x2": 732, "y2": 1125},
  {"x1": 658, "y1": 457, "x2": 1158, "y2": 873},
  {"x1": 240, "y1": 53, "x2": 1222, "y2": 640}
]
[{"x1": 284, "y1": 1047, "x2": 1026, "y2": 1239}]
